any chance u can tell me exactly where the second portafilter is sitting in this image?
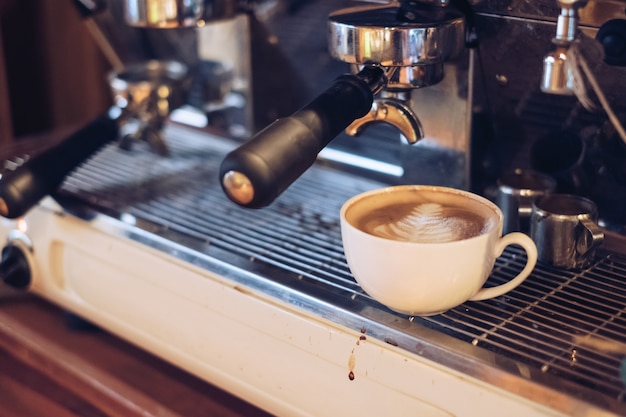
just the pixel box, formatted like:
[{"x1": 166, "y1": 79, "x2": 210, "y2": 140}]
[
  {"x1": 0, "y1": 60, "x2": 189, "y2": 219},
  {"x1": 109, "y1": 60, "x2": 190, "y2": 156},
  {"x1": 540, "y1": 0, "x2": 588, "y2": 95}
]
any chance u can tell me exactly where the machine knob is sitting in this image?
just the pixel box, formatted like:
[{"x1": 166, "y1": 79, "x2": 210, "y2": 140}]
[
  {"x1": 0, "y1": 244, "x2": 31, "y2": 289},
  {"x1": 597, "y1": 19, "x2": 626, "y2": 66}
]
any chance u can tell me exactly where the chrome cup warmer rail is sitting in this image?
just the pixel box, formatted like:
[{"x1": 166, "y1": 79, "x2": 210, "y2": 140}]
[{"x1": 46, "y1": 123, "x2": 626, "y2": 415}]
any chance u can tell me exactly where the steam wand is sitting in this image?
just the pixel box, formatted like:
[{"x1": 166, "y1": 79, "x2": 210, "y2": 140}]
[
  {"x1": 541, "y1": 0, "x2": 626, "y2": 146},
  {"x1": 540, "y1": 0, "x2": 588, "y2": 94}
]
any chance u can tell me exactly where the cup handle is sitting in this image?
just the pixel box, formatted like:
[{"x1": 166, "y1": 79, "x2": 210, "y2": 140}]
[
  {"x1": 469, "y1": 232, "x2": 538, "y2": 301},
  {"x1": 576, "y1": 219, "x2": 604, "y2": 257}
]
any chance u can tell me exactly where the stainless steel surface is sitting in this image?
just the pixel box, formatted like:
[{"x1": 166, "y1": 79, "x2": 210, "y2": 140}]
[
  {"x1": 496, "y1": 169, "x2": 557, "y2": 235},
  {"x1": 531, "y1": 194, "x2": 604, "y2": 269},
  {"x1": 328, "y1": 3, "x2": 465, "y2": 69},
  {"x1": 109, "y1": 60, "x2": 190, "y2": 154},
  {"x1": 555, "y1": 0, "x2": 588, "y2": 42},
  {"x1": 109, "y1": 60, "x2": 189, "y2": 108},
  {"x1": 52, "y1": 124, "x2": 626, "y2": 415},
  {"x1": 124, "y1": 0, "x2": 203, "y2": 28},
  {"x1": 346, "y1": 93, "x2": 424, "y2": 143},
  {"x1": 540, "y1": 0, "x2": 588, "y2": 94},
  {"x1": 541, "y1": 47, "x2": 575, "y2": 95},
  {"x1": 71, "y1": 0, "x2": 626, "y2": 206},
  {"x1": 323, "y1": 1, "x2": 471, "y2": 190},
  {"x1": 123, "y1": 0, "x2": 238, "y2": 28}
]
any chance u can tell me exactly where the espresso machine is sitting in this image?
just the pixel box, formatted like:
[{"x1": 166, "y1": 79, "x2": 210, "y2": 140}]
[{"x1": 1, "y1": 1, "x2": 626, "y2": 416}]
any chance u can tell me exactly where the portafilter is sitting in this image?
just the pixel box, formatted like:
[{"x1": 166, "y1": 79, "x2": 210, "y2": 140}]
[
  {"x1": 219, "y1": 0, "x2": 467, "y2": 209},
  {"x1": 0, "y1": 60, "x2": 189, "y2": 219},
  {"x1": 109, "y1": 60, "x2": 189, "y2": 156}
]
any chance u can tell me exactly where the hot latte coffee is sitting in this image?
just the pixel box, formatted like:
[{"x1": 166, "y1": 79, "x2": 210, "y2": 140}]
[
  {"x1": 340, "y1": 185, "x2": 537, "y2": 316},
  {"x1": 346, "y1": 189, "x2": 496, "y2": 244}
]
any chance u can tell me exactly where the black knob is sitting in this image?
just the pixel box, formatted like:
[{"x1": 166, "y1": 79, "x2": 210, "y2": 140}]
[
  {"x1": 0, "y1": 245, "x2": 31, "y2": 289},
  {"x1": 596, "y1": 19, "x2": 626, "y2": 66}
]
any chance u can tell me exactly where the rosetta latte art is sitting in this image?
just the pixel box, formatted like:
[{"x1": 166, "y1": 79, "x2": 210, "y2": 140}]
[{"x1": 367, "y1": 202, "x2": 486, "y2": 243}]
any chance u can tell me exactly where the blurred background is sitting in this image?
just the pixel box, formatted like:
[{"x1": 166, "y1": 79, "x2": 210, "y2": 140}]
[{"x1": 0, "y1": 0, "x2": 112, "y2": 145}]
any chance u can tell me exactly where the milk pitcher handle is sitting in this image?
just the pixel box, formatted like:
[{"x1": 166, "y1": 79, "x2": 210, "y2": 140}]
[
  {"x1": 576, "y1": 218, "x2": 604, "y2": 257},
  {"x1": 469, "y1": 232, "x2": 538, "y2": 301}
]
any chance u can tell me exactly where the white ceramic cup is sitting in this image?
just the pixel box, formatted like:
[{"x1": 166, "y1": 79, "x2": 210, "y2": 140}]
[{"x1": 340, "y1": 185, "x2": 538, "y2": 316}]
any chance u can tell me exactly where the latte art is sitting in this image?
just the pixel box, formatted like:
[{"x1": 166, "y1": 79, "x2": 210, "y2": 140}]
[
  {"x1": 361, "y1": 202, "x2": 488, "y2": 243},
  {"x1": 341, "y1": 185, "x2": 537, "y2": 316}
]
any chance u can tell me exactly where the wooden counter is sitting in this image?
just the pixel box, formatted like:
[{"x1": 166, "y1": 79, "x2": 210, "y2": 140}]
[{"x1": 0, "y1": 289, "x2": 274, "y2": 417}]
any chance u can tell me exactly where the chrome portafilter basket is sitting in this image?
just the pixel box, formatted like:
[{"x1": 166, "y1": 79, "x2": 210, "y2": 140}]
[
  {"x1": 328, "y1": 2, "x2": 466, "y2": 144},
  {"x1": 108, "y1": 60, "x2": 190, "y2": 155},
  {"x1": 328, "y1": 3, "x2": 466, "y2": 88}
]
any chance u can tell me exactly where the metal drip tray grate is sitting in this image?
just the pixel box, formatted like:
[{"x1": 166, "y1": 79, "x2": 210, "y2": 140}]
[
  {"x1": 56, "y1": 125, "x2": 626, "y2": 413},
  {"x1": 426, "y1": 248, "x2": 626, "y2": 399}
]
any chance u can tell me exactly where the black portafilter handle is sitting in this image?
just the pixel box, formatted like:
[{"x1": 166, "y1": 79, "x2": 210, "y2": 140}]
[
  {"x1": 0, "y1": 111, "x2": 119, "y2": 219},
  {"x1": 220, "y1": 66, "x2": 385, "y2": 208}
]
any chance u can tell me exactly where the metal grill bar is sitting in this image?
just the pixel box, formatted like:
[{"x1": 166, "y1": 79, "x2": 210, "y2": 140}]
[
  {"x1": 57, "y1": 125, "x2": 626, "y2": 411},
  {"x1": 423, "y1": 249, "x2": 626, "y2": 398}
]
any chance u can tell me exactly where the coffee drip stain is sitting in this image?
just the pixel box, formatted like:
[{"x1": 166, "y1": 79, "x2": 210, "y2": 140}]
[
  {"x1": 348, "y1": 353, "x2": 356, "y2": 381},
  {"x1": 348, "y1": 327, "x2": 367, "y2": 381}
]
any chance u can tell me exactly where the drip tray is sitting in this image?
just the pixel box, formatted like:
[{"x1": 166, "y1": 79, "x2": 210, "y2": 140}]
[{"x1": 56, "y1": 124, "x2": 626, "y2": 414}]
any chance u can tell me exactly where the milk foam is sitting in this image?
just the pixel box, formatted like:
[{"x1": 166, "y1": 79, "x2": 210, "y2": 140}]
[{"x1": 366, "y1": 202, "x2": 487, "y2": 243}]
